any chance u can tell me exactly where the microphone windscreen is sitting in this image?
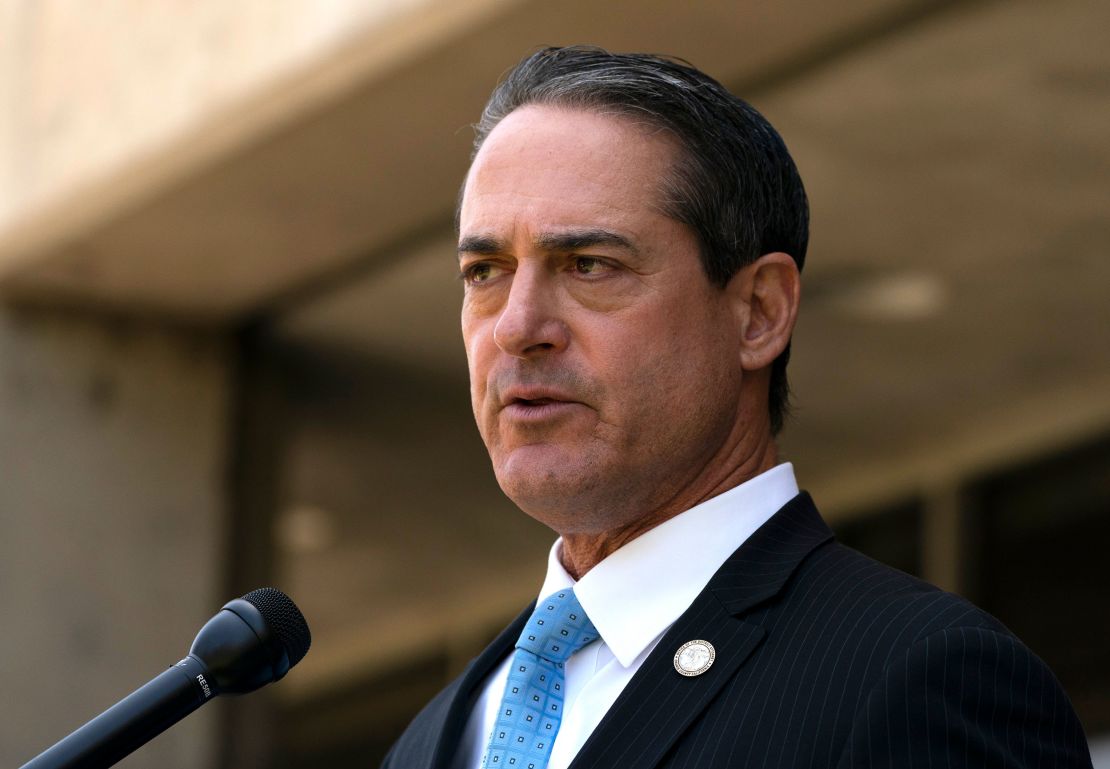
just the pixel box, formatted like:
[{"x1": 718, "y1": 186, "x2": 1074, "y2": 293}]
[{"x1": 242, "y1": 587, "x2": 312, "y2": 668}]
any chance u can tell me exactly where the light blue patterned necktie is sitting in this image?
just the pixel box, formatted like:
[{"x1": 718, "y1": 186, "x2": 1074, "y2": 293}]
[{"x1": 481, "y1": 589, "x2": 598, "y2": 769}]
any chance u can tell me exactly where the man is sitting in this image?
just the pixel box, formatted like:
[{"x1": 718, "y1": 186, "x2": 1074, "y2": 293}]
[{"x1": 384, "y1": 47, "x2": 1092, "y2": 768}]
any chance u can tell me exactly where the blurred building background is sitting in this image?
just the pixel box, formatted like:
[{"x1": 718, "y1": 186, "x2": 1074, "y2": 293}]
[{"x1": 1, "y1": 0, "x2": 1108, "y2": 767}]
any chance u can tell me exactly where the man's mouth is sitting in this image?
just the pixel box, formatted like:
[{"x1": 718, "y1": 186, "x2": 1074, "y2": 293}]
[
  {"x1": 501, "y1": 392, "x2": 583, "y2": 422},
  {"x1": 513, "y1": 397, "x2": 559, "y2": 407},
  {"x1": 500, "y1": 385, "x2": 579, "y2": 408},
  {"x1": 495, "y1": 379, "x2": 592, "y2": 422}
]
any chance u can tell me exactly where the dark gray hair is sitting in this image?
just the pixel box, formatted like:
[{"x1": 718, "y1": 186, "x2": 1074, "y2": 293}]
[{"x1": 470, "y1": 46, "x2": 809, "y2": 435}]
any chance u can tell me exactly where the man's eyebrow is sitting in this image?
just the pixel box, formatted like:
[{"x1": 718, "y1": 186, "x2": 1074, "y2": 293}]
[
  {"x1": 457, "y1": 235, "x2": 504, "y2": 257},
  {"x1": 457, "y1": 229, "x2": 639, "y2": 259},
  {"x1": 535, "y1": 229, "x2": 638, "y2": 254}
]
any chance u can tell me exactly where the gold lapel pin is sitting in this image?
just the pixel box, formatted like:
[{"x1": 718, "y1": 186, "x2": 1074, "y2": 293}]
[{"x1": 674, "y1": 639, "x2": 716, "y2": 677}]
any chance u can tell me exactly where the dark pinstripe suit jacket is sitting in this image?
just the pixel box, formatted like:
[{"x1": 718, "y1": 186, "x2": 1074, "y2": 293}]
[{"x1": 383, "y1": 493, "x2": 1092, "y2": 768}]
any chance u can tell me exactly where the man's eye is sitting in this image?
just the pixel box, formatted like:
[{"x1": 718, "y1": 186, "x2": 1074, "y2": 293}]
[
  {"x1": 573, "y1": 257, "x2": 608, "y2": 275},
  {"x1": 462, "y1": 263, "x2": 498, "y2": 284}
]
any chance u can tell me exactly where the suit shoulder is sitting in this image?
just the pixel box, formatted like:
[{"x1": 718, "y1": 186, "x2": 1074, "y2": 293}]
[
  {"x1": 785, "y1": 540, "x2": 1012, "y2": 647},
  {"x1": 834, "y1": 584, "x2": 1094, "y2": 767}
]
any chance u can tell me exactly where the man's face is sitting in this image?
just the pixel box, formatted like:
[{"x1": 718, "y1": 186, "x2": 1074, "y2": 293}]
[{"x1": 458, "y1": 105, "x2": 748, "y2": 534}]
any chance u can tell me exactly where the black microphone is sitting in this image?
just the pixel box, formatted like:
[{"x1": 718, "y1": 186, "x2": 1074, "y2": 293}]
[{"x1": 20, "y1": 587, "x2": 311, "y2": 769}]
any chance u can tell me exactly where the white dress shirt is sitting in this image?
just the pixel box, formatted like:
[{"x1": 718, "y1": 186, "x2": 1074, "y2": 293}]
[{"x1": 452, "y1": 463, "x2": 800, "y2": 769}]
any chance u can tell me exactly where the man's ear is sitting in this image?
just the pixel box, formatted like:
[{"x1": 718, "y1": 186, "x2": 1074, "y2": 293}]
[{"x1": 727, "y1": 252, "x2": 801, "y2": 372}]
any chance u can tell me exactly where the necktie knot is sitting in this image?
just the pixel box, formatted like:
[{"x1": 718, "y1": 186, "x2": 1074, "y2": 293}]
[{"x1": 516, "y1": 590, "x2": 598, "y2": 664}]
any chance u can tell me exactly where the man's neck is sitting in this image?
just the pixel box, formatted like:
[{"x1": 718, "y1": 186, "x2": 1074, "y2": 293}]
[{"x1": 557, "y1": 439, "x2": 780, "y2": 580}]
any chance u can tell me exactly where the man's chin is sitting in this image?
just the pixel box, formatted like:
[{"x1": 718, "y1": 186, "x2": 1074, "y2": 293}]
[{"x1": 493, "y1": 444, "x2": 603, "y2": 511}]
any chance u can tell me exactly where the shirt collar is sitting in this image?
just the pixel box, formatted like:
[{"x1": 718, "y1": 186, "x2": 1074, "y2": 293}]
[{"x1": 536, "y1": 463, "x2": 799, "y2": 668}]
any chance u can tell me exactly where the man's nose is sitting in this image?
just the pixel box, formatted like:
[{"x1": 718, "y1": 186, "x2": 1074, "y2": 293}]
[{"x1": 492, "y1": 268, "x2": 569, "y2": 357}]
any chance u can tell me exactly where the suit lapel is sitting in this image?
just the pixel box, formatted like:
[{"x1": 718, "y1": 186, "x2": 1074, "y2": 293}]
[
  {"x1": 429, "y1": 601, "x2": 536, "y2": 769},
  {"x1": 568, "y1": 591, "x2": 765, "y2": 769},
  {"x1": 568, "y1": 493, "x2": 833, "y2": 769}
]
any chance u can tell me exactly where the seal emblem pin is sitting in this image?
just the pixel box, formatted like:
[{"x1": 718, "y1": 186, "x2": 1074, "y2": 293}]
[{"x1": 674, "y1": 639, "x2": 716, "y2": 677}]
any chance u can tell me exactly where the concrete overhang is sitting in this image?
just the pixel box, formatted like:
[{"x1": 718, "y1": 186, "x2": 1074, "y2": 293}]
[{"x1": 0, "y1": 0, "x2": 952, "y2": 322}]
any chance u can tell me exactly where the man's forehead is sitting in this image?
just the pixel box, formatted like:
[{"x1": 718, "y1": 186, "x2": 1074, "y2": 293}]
[{"x1": 459, "y1": 106, "x2": 680, "y2": 248}]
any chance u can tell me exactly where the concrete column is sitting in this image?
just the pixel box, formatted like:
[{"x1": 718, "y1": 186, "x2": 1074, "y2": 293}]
[{"x1": 0, "y1": 305, "x2": 230, "y2": 768}]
